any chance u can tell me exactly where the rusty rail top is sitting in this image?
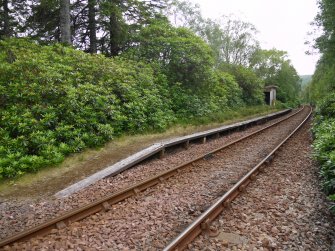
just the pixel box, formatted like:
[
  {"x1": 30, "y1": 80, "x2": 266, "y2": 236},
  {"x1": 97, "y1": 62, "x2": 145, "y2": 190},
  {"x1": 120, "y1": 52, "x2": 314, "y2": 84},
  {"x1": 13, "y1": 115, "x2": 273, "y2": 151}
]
[
  {"x1": 56, "y1": 109, "x2": 291, "y2": 198},
  {"x1": 163, "y1": 106, "x2": 312, "y2": 251},
  {"x1": 0, "y1": 108, "x2": 297, "y2": 248}
]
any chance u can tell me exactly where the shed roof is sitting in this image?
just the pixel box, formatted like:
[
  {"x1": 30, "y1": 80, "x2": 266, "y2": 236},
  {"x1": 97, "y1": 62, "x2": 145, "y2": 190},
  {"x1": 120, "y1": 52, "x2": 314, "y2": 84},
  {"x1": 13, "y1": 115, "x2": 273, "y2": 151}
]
[{"x1": 264, "y1": 85, "x2": 278, "y2": 91}]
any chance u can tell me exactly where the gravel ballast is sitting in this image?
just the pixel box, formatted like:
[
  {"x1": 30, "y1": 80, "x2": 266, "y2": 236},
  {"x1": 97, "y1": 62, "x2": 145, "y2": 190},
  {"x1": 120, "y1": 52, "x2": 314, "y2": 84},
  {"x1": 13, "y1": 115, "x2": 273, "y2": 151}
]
[
  {"x1": 0, "y1": 108, "x2": 324, "y2": 250},
  {"x1": 186, "y1": 119, "x2": 335, "y2": 251},
  {"x1": 0, "y1": 110, "x2": 297, "y2": 241}
]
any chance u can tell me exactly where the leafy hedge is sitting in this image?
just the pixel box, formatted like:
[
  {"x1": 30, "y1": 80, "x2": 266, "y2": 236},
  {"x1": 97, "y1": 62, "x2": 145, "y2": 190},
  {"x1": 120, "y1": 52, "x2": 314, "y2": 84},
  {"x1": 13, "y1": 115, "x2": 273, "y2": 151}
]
[
  {"x1": 312, "y1": 93, "x2": 335, "y2": 209},
  {"x1": 0, "y1": 38, "x2": 245, "y2": 179},
  {"x1": 0, "y1": 39, "x2": 175, "y2": 178}
]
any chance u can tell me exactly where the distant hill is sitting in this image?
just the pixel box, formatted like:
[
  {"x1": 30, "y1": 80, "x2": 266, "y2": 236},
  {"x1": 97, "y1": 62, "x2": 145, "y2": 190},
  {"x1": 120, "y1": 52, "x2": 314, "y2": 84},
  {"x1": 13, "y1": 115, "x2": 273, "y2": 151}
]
[{"x1": 300, "y1": 75, "x2": 312, "y2": 86}]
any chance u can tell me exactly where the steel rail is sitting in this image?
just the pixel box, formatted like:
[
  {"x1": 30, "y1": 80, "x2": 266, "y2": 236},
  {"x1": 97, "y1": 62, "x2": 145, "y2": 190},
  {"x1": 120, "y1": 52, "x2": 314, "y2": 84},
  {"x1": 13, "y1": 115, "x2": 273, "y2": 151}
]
[
  {"x1": 0, "y1": 106, "x2": 306, "y2": 248},
  {"x1": 163, "y1": 106, "x2": 312, "y2": 251}
]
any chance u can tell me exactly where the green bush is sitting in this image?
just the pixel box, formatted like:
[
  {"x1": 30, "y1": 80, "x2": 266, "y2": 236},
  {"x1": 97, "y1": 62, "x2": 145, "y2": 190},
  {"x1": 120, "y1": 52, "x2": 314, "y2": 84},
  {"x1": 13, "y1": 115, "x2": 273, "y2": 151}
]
[
  {"x1": 0, "y1": 38, "x2": 174, "y2": 178},
  {"x1": 316, "y1": 93, "x2": 335, "y2": 118},
  {"x1": 168, "y1": 71, "x2": 244, "y2": 122},
  {"x1": 219, "y1": 64, "x2": 264, "y2": 105},
  {"x1": 0, "y1": 38, "x2": 253, "y2": 180},
  {"x1": 313, "y1": 118, "x2": 335, "y2": 194},
  {"x1": 123, "y1": 20, "x2": 215, "y2": 89},
  {"x1": 312, "y1": 93, "x2": 335, "y2": 207}
]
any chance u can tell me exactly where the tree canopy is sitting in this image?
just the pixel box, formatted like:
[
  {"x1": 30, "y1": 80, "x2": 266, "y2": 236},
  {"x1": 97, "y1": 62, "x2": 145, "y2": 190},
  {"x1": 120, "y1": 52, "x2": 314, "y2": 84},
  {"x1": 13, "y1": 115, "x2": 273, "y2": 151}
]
[
  {"x1": 305, "y1": 0, "x2": 335, "y2": 101},
  {"x1": 0, "y1": 0, "x2": 303, "y2": 178},
  {"x1": 304, "y1": 0, "x2": 335, "y2": 210}
]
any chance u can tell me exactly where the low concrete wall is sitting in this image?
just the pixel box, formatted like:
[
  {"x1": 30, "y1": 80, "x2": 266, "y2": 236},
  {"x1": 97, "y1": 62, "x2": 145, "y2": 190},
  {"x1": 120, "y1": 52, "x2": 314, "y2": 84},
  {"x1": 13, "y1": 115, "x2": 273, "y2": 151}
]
[{"x1": 55, "y1": 109, "x2": 291, "y2": 198}]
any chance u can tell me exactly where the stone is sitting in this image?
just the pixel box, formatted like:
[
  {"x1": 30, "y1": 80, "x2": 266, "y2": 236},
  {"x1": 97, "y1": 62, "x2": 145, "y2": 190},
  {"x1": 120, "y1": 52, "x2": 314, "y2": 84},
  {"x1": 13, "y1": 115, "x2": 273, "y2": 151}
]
[
  {"x1": 271, "y1": 226, "x2": 279, "y2": 235},
  {"x1": 215, "y1": 232, "x2": 249, "y2": 245}
]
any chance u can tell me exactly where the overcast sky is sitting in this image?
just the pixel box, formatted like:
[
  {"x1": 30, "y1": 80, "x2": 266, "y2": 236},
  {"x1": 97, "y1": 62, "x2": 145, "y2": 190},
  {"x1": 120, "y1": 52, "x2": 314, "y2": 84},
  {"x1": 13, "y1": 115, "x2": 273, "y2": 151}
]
[{"x1": 189, "y1": 0, "x2": 320, "y2": 75}]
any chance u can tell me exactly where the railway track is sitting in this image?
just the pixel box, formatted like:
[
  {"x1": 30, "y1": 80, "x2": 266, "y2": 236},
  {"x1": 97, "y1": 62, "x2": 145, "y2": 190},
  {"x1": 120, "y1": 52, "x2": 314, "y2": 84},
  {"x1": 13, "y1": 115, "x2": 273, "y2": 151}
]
[
  {"x1": 164, "y1": 106, "x2": 312, "y2": 250},
  {"x1": 0, "y1": 106, "x2": 311, "y2": 250}
]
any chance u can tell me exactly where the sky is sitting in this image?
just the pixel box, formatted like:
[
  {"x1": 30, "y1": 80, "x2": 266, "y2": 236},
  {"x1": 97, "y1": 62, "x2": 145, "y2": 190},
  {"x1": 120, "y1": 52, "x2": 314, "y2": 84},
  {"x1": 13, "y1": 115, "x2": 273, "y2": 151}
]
[{"x1": 189, "y1": 0, "x2": 320, "y2": 75}]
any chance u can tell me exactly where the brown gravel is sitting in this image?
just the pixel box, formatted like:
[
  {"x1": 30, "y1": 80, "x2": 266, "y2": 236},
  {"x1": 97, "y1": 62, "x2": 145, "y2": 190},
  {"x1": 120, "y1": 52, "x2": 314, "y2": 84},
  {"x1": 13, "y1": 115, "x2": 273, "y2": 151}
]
[
  {"x1": 0, "y1": 110, "x2": 296, "y2": 241},
  {"x1": 0, "y1": 108, "x2": 316, "y2": 250},
  {"x1": 186, "y1": 118, "x2": 335, "y2": 251}
]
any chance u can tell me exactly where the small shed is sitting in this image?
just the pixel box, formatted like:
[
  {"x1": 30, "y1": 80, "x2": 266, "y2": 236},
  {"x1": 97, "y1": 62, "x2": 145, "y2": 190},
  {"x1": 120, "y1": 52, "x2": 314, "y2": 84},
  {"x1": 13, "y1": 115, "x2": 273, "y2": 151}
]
[{"x1": 264, "y1": 85, "x2": 278, "y2": 106}]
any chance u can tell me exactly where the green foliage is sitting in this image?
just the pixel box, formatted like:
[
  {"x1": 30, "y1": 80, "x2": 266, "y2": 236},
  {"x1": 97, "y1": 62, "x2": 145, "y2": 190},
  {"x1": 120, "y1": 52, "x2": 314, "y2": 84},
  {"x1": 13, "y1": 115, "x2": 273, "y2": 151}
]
[
  {"x1": 123, "y1": 20, "x2": 215, "y2": 89},
  {"x1": 314, "y1": 0, "x2": 335, "y2": 56},
  {"x1": 0, "y1": 38, "x2": 173, "y2": 178},
  {"x1": 308, "y1": 1, "x2": 335, "y2": 209},
  {"x1": 220, "y1": 64, "x2": 264, "y2": 105},
  {"x1": 0, "y1": 38, "x2": 246, "y2": 180},
  {"x1": 306, "y1": 1, "x2": 335, "y2": 103},
  {"x1": 250, "y1": 49, "x2": 301, "y2": 104},
  {"x1": 122, "y1": 20, "x2": 243, "y2": 124},
  {"x1": 123, "y1": 20, "x2": 245, "y2": 121},
  {"x1": 167, "y1": 72, "x2": 242, "y2": 122},
  {"x1": 0, "y1": 0, "x2": 27, "y2": 39},
  {"x1": 313, "y1": 119, "x2": 335, "y2": 196},
  {"x1": 0, "y1": 0, "x2": 305, "y2": 183},
  {"x1": 308, "y1": 57, "x2": 335, "y2": 102},
  {"x1": 300, "y1": 75, "x2": 312, "y2": 86},
  {"x1": 168, "y1": 3, "x2": 259, "y2": 67},
  {"x1": 316, "y1": 93, "x2": 335, "y2": 118},
  {"x1": 209, "y1": 16, "x2": 259, "y2": 66},
  {"x1": 215, "y1": 71, "x2": 244, "y2": 107},
  {"x1": 273, "y1": 61, "x2": 301, "y2": 103},
  {"x1": 312, "y1": 93, "x2": 335, "y2": 206}
]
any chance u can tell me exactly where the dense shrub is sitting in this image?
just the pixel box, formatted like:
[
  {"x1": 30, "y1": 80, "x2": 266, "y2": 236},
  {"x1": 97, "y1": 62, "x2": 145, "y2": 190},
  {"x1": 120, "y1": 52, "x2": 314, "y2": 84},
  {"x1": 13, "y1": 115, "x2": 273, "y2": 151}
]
[
  {"x1": 313, "y1": 93, "x2": 335, "y2": 209},
  {"x1": 219, "y1": 64, "x2": 264, "y2": 105},
  {"x1": 0, "y1": 38, "x2": 246, "y2": 179},
  {"x1": 316, "y1": 93, "x2": 335, "y2": 118},
  {"x1": 0, "y1": 38, "x2": 174, "y2": 178},
  {"x1": 123, "y1": 20, "x2": 215, "y2": 89},
  {"x1": 313, "y1": 119, "x2": 335, "y2": 194},
  {"x1": 215, "y1": 71, "x2": 244, "y2": 108}
]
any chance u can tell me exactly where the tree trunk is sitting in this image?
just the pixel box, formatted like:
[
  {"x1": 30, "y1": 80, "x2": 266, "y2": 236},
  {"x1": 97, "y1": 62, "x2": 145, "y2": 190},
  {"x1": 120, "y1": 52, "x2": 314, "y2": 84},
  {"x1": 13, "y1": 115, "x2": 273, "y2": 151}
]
[
  {"x1": 60, "y1": 0, "x2": 71, "y2": 44},
  {"x1": 3, "y1": 0, "x2": 10, "y2": 37},
  {"x1": 88, "y1": 0, "x2": 97, "y2": 53},
  {"x1": 109, "y1": 14, "x2": 119, "y2": 56}
]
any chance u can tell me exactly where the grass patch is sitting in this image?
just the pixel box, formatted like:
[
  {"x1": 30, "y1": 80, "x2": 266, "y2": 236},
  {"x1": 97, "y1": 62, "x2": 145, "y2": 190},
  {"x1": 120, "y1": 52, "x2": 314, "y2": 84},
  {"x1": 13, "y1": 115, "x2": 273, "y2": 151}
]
[
  {"x1": 0, "y1": 105, "x2": 283, "y2": 199},
  {"x1": 175, "y1": 105, "x2": 283, "y2": 126}
]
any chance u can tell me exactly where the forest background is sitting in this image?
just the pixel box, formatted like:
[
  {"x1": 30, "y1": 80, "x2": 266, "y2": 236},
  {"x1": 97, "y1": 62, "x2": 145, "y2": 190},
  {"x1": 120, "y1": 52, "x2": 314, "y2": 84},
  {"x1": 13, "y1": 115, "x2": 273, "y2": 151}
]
[
  {"x1": 303, "y1": 0, "x2": 335, "y2": 209},
  {"x1": 0, "y1": 0, "x2": 302, "y2": 180}
]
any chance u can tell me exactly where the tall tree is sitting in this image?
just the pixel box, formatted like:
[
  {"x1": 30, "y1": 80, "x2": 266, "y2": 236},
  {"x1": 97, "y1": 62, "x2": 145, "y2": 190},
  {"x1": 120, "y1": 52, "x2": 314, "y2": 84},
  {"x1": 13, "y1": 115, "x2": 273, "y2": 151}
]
[
  {"x1": 25, "y1": 0, "x2": 60, "y2": 42},
  {"x1": 307, "y1": 0, "x2": 335, "y2": 100},
  {"x1": 98, "y1": 0, "x2": 167, "y2": 56},
  {"x1": 220, "y1": 64, "x2": 264, "y2": 105},
  {"x1": 21, "y1": 0, "x2": 167, "y2": 54},
  {"x1": 60, "y1": 0, "x2": 71, "y2": 44},
  {"x1": 88, "y1": 0, "x2": 97, "y2": 53},
  {"x1": 1, "y1": 0, "x2": 10, "y2": 37},
  {"x1": 0, "y1": 0, "x2": 27, "y2": 39},
  {"x1": 167, "y1": 0, "x2": 204, "y2": 32},
  {"x1": 250, "y1": 48, "x2": 301, "y2": 103},
  {"x1": 166, "y1": 1, "x2": 259, "y2": 67},
  {"x1": 249, "y1": 49, "x2": 288, "y2": 80},
  {"x1": 213, "y1": 16, "x2": 259, "y2": 66},
  {"x1": 124, "y1": 20, "x2": 215, "y2": 89}
]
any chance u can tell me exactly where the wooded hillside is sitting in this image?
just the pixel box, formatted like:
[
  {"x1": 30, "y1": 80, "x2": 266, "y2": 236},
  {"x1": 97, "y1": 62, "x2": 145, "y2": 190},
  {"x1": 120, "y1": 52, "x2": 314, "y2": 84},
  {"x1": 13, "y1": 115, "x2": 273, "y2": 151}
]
[{"x1": 304, "y1": 0, "x2": 335, "y2": 210}]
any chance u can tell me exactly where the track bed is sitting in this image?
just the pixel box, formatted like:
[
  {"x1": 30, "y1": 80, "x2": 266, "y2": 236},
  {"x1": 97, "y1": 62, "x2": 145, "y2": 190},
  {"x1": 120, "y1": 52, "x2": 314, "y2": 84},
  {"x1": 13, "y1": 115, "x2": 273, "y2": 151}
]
[{"x1": 2, "y1": 107, "x2": 334, "y2": 250}]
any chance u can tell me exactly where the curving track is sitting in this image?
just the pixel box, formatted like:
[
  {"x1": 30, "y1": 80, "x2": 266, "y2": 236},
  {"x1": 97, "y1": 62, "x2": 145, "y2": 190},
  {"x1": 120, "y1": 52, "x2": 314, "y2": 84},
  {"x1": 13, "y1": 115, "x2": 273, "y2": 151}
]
[
  {"x1": 164, "y1": 106, "x2": 312, "y2": 250},
  {"x1": 0, "y1": 106, "x2": 313, "y2": 250}
]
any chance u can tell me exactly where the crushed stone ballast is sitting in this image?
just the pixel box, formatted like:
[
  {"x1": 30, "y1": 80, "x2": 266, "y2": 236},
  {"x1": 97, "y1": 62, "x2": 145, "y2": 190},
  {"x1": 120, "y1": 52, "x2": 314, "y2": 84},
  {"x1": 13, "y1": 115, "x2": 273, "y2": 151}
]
[{"x1": 55, "y1": 109, "x2": 291, "y2": 198}]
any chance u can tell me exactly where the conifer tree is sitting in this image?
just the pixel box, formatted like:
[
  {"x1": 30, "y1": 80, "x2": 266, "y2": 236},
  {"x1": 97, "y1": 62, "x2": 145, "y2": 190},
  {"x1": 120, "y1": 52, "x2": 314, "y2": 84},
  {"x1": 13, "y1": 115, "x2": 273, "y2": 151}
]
[{"x1": 60, "y1": 0, "x2": 71, "y2": 44}]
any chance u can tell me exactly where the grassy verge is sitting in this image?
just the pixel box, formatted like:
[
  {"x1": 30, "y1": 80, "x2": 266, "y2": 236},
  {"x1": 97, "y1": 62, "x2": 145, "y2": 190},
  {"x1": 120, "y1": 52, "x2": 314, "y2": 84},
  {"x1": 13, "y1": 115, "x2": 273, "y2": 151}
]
[
  {"x1": 0, "y1": 105, "x2": 283, "y2": 199},
  {"x1": 175, "y1": 105, "x2": 283, "y2": 126},
  {"x1": 312, "y1": 94, "x2": 335, "y2": 212}
]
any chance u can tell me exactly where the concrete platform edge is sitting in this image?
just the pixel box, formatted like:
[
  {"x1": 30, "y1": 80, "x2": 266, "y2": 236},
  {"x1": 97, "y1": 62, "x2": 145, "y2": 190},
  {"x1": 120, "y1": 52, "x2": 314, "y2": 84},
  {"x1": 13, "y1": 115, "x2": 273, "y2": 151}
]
[{"x1": 55, "y1": 108, "x2": 291, "y2": 198}]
